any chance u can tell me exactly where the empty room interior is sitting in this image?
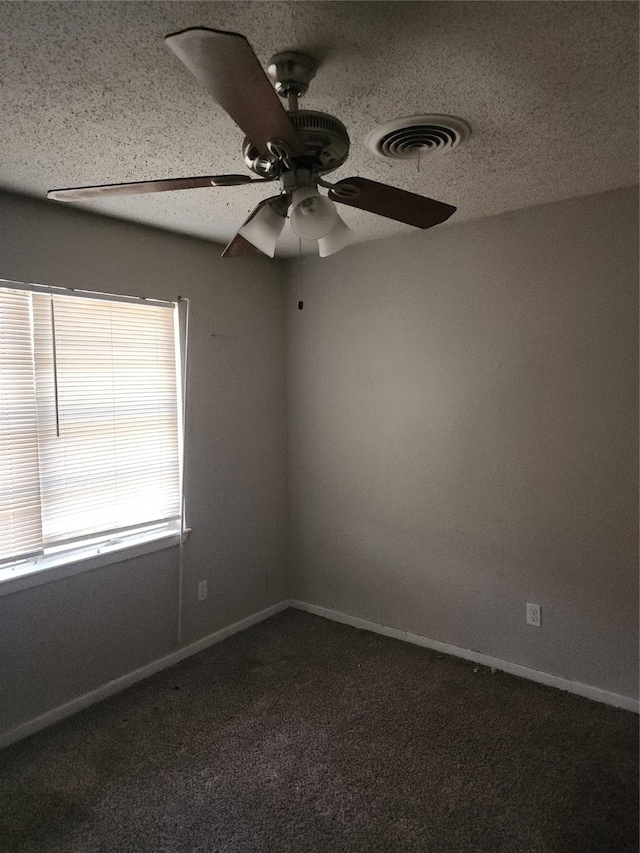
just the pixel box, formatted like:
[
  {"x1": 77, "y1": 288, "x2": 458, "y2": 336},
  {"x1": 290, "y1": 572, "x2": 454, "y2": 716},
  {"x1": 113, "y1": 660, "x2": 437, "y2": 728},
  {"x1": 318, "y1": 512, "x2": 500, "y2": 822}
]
[{"x1": 0, "y1": 2, "x2": 638, "y2": 851}]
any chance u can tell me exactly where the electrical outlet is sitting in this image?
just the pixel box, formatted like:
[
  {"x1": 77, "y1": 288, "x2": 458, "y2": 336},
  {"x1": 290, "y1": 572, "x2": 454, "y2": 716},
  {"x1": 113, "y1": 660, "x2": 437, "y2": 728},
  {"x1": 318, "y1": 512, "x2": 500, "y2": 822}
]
[
  {"x1": 197, "y1": 580, "x2": 208, "y2": 602},
  {"x1": 526, "y1": 602, "x2": 541, "y2": 627}
]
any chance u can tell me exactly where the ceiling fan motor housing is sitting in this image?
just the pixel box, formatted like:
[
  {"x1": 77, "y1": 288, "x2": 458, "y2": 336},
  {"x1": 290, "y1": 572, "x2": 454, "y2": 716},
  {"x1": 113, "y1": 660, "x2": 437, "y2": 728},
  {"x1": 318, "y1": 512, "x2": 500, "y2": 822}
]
[{"x1": 243, "y1": 110, "x2": 350, "y2": 177}]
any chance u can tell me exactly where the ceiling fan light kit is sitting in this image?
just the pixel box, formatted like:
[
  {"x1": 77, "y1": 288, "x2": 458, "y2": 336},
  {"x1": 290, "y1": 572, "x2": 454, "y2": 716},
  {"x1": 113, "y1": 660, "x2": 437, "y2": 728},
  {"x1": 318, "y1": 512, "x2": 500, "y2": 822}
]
[
  {"x1": 318, "y1": 216, "x2": 354, "y2": 258},
  {"x1": 237, "y1": 198, "x2": 288, "y2": 257},
  {"x1": 47, "y1": 27, "x2": 459, "y2": 258},
  {"x1": 290, "y1": 187, "x2": 339, "y2": 240}
]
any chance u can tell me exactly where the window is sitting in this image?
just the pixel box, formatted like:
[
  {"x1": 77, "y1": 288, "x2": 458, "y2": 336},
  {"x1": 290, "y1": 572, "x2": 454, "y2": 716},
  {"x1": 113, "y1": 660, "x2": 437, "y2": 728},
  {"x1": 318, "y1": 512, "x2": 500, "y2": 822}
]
[{"x1": 0, "y1": 282, "x2": 183, "y2": 580}]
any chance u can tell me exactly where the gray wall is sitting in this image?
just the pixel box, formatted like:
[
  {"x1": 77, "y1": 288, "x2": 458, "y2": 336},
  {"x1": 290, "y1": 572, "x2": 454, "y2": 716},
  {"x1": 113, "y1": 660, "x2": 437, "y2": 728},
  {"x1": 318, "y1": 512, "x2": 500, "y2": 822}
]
[
  {"x1": 1, "y1": 184, "x2": 637, "y2": 738},
  {"x1": 285, "y1": 187, "x2": 639, "y2": 700},
  {"x1": 0, "y1": 192, "x2": 289, "y2": 734}
]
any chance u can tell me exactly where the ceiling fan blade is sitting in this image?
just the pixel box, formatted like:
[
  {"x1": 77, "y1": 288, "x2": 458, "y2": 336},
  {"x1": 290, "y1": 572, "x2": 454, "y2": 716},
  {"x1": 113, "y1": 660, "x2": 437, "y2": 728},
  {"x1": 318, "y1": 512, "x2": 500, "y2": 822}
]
[
  {"x1": 221, "y1": 234, "x2": 264, "y2": 258},
  {"x1": 222, "y1": 194, "x2": 289, "y2": 258},
  {"x1": 328, "y1": 177, "x2": 456, "y2": 229},
  {"x1": 165, "y1": 27, "x2": 303, "y2": 158},
  {"x1": 47, "y1": 175, "x2": 256, "y2": 202}
]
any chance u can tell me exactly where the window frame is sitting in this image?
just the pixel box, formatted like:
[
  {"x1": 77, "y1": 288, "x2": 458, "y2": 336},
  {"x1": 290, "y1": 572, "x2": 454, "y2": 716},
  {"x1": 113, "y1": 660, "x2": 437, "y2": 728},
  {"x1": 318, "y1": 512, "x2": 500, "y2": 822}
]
[{"x1": 0, "y1": 279, "x2": 188, "y2": 595}]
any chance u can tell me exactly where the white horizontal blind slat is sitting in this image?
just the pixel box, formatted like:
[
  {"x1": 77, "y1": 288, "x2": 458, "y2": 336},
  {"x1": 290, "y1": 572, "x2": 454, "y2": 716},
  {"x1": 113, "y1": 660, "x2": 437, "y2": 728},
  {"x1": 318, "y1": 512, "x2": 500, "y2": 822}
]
[
  {"x1": 0, "y1": 290, "x2": 44, "y2": 561},
  {"x1": 33, "y1": 294, "x2": 180, "y2": 546}
]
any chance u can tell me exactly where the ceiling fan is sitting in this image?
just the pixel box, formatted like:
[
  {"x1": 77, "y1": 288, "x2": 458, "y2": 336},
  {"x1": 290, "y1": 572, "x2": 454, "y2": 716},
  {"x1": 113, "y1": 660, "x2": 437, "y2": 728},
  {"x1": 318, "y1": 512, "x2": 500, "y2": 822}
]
[{"x1": 47, "y1": 27, "x2": 457, "y2": 258}]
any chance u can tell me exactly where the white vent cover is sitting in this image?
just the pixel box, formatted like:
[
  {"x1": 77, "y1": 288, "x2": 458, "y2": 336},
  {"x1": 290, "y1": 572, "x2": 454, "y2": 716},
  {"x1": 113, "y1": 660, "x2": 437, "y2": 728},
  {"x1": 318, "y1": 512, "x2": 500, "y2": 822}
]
[{"x1": 366, "y1": 114, "x2": 471, "y2": 160}]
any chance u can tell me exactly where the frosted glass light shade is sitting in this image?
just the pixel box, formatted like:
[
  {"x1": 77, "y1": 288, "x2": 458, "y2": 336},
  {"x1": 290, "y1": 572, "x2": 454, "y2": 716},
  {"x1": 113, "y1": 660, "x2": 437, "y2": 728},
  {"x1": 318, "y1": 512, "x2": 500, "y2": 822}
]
[
  {"x1": 239, "y1": 203, "x2": 286, "y2": 257},
  {"x1": 290, "y1": 187, "x2": 339, "y2": 240},
  {"x1": 318, "y1": 214, "x2": 353, "y2": 257}
]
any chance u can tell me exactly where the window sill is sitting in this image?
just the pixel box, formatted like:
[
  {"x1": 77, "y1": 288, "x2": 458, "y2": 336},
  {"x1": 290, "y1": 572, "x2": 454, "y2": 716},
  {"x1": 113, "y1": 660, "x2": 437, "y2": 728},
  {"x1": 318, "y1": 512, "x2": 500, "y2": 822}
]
[{"x1": 0, "y1": 529, "x2": 191, "y2": 599}]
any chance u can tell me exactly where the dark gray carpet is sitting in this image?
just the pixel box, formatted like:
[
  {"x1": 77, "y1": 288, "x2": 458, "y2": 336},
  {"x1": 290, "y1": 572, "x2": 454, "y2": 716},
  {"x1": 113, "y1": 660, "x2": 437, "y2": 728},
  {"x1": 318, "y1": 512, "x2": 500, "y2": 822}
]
[{"x1": 0, "y1": 609, "x2": 637, "y2": 853}]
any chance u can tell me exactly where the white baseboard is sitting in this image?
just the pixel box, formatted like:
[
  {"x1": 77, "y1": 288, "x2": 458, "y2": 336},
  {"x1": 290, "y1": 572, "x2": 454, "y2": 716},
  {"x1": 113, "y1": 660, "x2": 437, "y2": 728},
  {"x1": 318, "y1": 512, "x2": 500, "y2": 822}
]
[
  {"x1": 3, "y1": 596, "x2": 636, "y2": 749},
  {"x1": 0, "y1": 599, "x2": 290, "y2": 749},
  {"x1": 290, "y1": 600, "x2": 639, "y2": 714}
]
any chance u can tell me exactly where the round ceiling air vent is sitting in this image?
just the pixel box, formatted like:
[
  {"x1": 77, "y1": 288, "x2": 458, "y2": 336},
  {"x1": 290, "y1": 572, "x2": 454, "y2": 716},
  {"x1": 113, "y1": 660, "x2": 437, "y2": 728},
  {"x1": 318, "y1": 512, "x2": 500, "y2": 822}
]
[{"x1": 366, "y1": 114, "x2": 471, "y2": 160}]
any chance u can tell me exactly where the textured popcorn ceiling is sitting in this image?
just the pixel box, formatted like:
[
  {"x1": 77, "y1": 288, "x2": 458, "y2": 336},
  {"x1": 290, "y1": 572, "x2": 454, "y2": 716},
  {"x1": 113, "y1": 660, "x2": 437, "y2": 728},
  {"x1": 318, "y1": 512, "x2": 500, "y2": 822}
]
[{"x1": 0, "y1": 1, "x2": 637, "y2": 256}]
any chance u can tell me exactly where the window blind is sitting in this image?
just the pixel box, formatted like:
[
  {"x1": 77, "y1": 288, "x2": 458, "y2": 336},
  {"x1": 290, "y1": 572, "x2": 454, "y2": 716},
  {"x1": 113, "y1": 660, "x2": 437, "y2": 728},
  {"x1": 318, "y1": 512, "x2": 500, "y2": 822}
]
[
  {"x1": 0, "y1": 290, "x2": 43, "y2": 562},
  {"x1": 0, "y1": 286, "x2": 181, "y2": 565}
]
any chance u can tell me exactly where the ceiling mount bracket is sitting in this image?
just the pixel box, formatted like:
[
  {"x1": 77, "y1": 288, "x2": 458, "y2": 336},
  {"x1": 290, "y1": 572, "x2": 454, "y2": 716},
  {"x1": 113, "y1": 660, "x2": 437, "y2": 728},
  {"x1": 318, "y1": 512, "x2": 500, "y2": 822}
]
[{"x1": 267, "y1": 52, "x2": 317, "y2": 102}]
